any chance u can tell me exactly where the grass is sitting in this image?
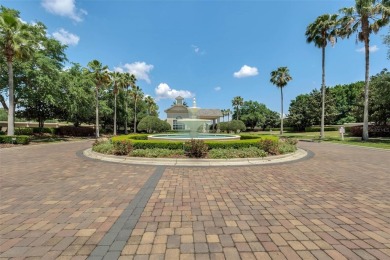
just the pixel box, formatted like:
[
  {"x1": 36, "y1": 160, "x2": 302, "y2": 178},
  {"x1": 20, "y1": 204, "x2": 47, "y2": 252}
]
[{"x1": 250, "y1": 130, "x2": 390, "y2": 149}]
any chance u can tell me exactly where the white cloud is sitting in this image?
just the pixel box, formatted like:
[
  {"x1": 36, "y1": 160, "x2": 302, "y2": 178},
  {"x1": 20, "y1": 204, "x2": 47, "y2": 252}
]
[
  {"x1": 115, "y1": 62, "x2": 154, "y2": 84},
  {"x1": 191, "y1": 45, "x2": 205, "y2": 55},
  {"x1": 233, "y1": 65, "x2": 259, "y2": 78},
  {"x1": 52, "y1": 29, "x2": 79, "y2": 46},
  {"x1": 214, "y1": 86, "x2": 221, "y2": 91},
  {"x1": 41, "y1": 0, "x2": 87, "y2": 22},
  {"x1": 356, "y1": 45, "x2": 379, "y2": 53},
  {"x1": 155, "y1": 83, "x2": 194, "y2": 100}
]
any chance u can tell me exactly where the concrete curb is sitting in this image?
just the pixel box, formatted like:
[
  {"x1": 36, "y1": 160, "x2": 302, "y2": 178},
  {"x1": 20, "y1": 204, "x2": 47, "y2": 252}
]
[{"x1": 83, "y1": 148, "x2": 308, "y2": 166}]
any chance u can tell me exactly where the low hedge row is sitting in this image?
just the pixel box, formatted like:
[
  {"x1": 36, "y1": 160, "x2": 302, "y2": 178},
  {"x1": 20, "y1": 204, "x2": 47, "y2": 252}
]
[
  {"x1": 57, "y1": 126, "x2": 95, "y2": 137},
  {"x1": 0, "y1": 135, "x2": 30, "y2": 144},
  {"x1": 111, "y1": 134, "x2": 279, "y2": 150},
  {"x1": 304, "y1": 126, "x2": 340, "y2": 132},
  {"x1": 349, "y1": 125, "x2": 390, "y2": 137}
]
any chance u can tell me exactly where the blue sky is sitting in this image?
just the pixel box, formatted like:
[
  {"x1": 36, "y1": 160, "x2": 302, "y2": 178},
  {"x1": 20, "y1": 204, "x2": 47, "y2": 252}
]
[{"x1": 3, "y1": 0, "x2": 389, "y2": 119}]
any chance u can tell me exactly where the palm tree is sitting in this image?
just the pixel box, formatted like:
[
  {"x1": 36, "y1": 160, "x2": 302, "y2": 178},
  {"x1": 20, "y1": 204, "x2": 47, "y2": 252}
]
[
  {"x1": 86, "y1": 60, "x2": 110, "y2": 138},
  {"x1": 144, "y1": 96, "x2": 156, "y2": 115},
  {"x1": 232, "y1": 96, "x2": 244, "y2": 120},
  {"x1": 130, "y1": 85, "x2": 144, "y2": 133},
  {"x1": 110, "y1": 71, "x2": 122, "y2": 135},
  {"x1": 0, "y1": 7, "x2": 40, "y2": 135},
  {"x1": 226, "y1": 109, "x2": 232, "y2": 121},
  {"x1": 221, "y1": 109, "x2": 226, "y2": 122},
  {"x1": 270, "y1": 67, "x2": 293, "y2": 135},
  {"x1": 339, "y1": 0, "x2": 390, "y2": 140},
  {"x1": 306, "y1": 14, "x2": 339, "y2": 139},
  {"x1": 120, "y1": 73, "x2": 136, "y2": 134}
]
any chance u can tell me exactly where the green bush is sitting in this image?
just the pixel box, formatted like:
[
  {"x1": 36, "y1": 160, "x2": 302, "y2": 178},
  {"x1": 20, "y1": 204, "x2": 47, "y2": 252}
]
[
  {"x1": 0, "y1": 135, "x2": 30, "y2": 145},
  {"x1": 0, "y1": 130, "x2": 5, "y2": 135},
  {"x1": 92, "y1": 140, "x2": 114, "y2": 154},
  {"x1": 278, "y1": 142, "x2": 297, "y2": 154},
  {"x1": 32, "y1": 127, "x2": 57, "y2": 134},
  {"x1": 208, "y1": 147, "x2": 267, "y2": 159},
  {"x1": 132, "y1": 140, "x2": 183, "y2": 150},
  {"x1": 57, "y1": 126, "x2": 94, "y2": 137},
  {"x1": 114, "y1": 134, "x2": 149, "y2": 140},
  {"x1": 258, "y1": 139, "x2": 280, "y2": 155},
  {"x1": 280, "y1": 137, "x2": 298, "y2": 145},
  {"x1": 184, "y1": 139, "x2": 208, "y2": 158},
  {"x1": 15, "y1": 128, "x2": 34, "y2": 135},
  {"x1": 137, "y1": 116, "x2": 171, "y2": 133},
  {"x1": 305, "y1": 126, "x2": 339, "y2": 132},
  {"x1": 131, "y1": 149, "x2": 184, "y2": 158},
  {"x1": 112, "y1": 140, "x2": 133, "y2": 155}
]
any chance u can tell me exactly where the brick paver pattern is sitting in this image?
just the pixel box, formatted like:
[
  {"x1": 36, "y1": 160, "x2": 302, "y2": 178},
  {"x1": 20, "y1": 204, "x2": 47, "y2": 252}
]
[{"x1": 1, "y1": 141, "x2": 390, "y2": 259}]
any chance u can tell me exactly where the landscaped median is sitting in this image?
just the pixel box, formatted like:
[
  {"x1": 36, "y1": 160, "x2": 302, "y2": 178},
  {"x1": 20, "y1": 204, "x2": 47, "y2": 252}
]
[{"x1": 92, "y1": 134, "x2": 298, "y2": 159}]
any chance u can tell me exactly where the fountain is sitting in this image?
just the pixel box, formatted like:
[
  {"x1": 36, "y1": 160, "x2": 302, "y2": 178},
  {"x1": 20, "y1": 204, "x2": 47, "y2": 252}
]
[
  {"x1": 148, "y1": 98, "x2": 240, "y2": 141},
  {"x1": 177, "y1": 98, "x2": 211, "y2": 138}
]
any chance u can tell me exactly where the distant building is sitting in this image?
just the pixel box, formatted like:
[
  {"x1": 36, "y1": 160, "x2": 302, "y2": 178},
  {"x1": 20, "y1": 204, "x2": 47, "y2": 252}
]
[{"x1": 164, "y1": 96, "x2": 222, "y2": 130}]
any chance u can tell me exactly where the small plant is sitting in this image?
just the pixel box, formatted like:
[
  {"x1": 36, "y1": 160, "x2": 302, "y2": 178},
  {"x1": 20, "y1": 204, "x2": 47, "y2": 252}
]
[
  {"x1": 131, "y1": 148, "x2": 184, "y2": 158},
  {"x1": 208, "y1": 147, "x2": 267, "y2": 159},
  {"x1": 278, "y1": 142, "x2": 297, "y2": 154},
  {"x1": 280, "y1": 137, "x2": 298, "y2": 145},
  {"x1": 258, "y1": 139, "x2": 280, "y2": 155},
  {"x1": 92, "y1": 140, "x2": 114, "y2": 154},
  {"x1": 112, "y1": 140, "x2": 133, "y2": 155},
  {"x1": 184, "y1": 139, "x2": 208, "y2": 158}
]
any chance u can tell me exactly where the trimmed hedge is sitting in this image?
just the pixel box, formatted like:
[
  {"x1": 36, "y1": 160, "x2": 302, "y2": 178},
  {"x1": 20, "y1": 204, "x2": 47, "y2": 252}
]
[
  {"x1": 32, "y1": 127, "x2": 57, "y2": 134},
  {"x1": 304, "y1": 126, "x2": 339, "y2": 132},
  {"x1": 0, "y1": 135, "x2": 30, "y2": 144},
  {"x1": 349, "y1": 125, "x2": 390, "y2": 137},
  {"x1": 15, "y1": 128, "x2": 34, "y2": 135},
  {"x1": 57, "y1": 126, "x2": 95, "y2": 137}
]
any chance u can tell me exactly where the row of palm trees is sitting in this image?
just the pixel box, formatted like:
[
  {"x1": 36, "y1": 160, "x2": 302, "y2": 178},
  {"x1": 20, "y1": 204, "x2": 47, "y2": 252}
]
[
  {"x1": 305, "y1": 0, "x2": 389, "y2": 140},
  {"x1": 85, "y1": 60, "x2": 157, "y2": 137}
]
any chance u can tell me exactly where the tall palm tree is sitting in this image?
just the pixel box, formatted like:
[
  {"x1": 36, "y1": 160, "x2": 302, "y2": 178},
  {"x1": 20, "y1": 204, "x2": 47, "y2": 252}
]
[
  {"x1": 339, "y1": 0, "x2": 390, "y2": 140},
  {"x1": 221, "y1": 109, "x2": 226, "y2": 122},
  {"x1": 110, "y1": 71, "x2": 122, "y2": 135},
  {"x1": 270, "y1": 67, "x2": 293, "y2": 135},
  {"x1": 120, "y1": 73, "x2": 136, "y2": 134},
  {"x1": 305, "y1": 14, "x2": 339, "y2": 139},
  {"x1": 86, "y1": 60, "x2": 110, "y2": 138},
  {"x1": 144, "y1": 96, "x2": 156, "y2": 115},
  {"x1": 130, "y1": 85, "x2": 144, "y2": 133},
  {"x1": 0, "y1": 7, "x2": 40, "y2": 135},
  {"x1": 226, "y1": 108, "x2": 232, "y2": 121},
  {"x1": 232, "y1": 96, "x2": 244, "y2": 120}
]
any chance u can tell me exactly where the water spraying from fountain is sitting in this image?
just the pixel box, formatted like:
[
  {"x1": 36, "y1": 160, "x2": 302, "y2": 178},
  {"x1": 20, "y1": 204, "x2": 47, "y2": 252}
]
[{"x1": 177, "y1": 98, "x2": 211, "y2": 138}]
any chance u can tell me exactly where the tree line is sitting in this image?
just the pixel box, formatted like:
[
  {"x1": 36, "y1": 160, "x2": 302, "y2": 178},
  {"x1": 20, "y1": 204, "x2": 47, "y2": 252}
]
[{"x1": 0, "y1": 6, "x2": 158, "y2": 137}]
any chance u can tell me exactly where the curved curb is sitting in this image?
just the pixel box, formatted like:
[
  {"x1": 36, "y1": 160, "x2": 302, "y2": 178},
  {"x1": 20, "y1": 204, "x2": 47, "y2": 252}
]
[{"x1": 83, "y1": 148, "x2": 309, "y2": 166}]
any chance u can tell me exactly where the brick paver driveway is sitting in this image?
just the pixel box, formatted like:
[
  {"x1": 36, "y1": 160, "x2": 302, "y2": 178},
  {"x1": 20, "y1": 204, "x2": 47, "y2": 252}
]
[{"x1": 0, "y1": 141, "x2": 389, "y2": 259}]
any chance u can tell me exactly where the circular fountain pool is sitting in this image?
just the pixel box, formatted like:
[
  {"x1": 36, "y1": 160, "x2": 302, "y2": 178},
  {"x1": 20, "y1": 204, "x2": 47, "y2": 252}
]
[{"x1": 148, "y1": 133, "x2": 240, "y2": 141}]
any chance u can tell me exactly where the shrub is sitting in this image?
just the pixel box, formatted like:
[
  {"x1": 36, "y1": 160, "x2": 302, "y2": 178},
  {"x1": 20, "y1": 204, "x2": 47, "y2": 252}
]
[
  {"x1": 278, "y1": 142, "x2": 297, "y2": 154},
  {"x1": 305, "y1": 126, "x2": 339, "y2": 132},
  {"x1": 208, "y1": 147, "x2": 267, "y2": 159},
  {"x1": 131, "y1": 149, "x2": 184, "y2": 158},
  {"x1": 92, "y1": 140, "x2": 114, "y2": 154},
  {"x1": 15, "y1": 128, "x2": 34, "y2": 135},
  {"x1": 280, "y1": 137, "x2": 298, "y2": 145},
  {"x1": 32, "y1": 127, "x2": 57, "y2": 134},
  {"x1": 184, "y1": 139, "x2": 208, "y2": 158},
  {"x1": 0, "y1": 135, "x2": 30, "y2": 145},
  {"x1": 0, "y1": 130, "x2": 5, "y2": 135},
  {"x1": 229, "y1": 120, "x2": 246, "y2": 133},
  {"x1": 112, "y1": 140, "x2": 133, "y2": 155},
  {"x1": 132, "y1": 140, "x2": 183, "y2": 150},
  {"x1": 349, "y1": 125, "x2": 390, "y2": 137},
  {"x1": 258, "y1": 139, "x2": 280, "y2": 155},
  {"x1": 137, "y1": 116, "x2": 171, "y2": 133},
  {"x1": 57, "y1": 126, "x2": 95, "y2": 137}
]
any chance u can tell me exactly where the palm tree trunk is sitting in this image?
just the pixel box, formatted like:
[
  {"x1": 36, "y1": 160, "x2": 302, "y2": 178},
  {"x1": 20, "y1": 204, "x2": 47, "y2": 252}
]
[
  {"x1": 95, "y1": 87, "x2": 99, "y2": 138},
  {"x1": 7, "y1": 60, "x2": 14, "y2": 136},
  {"x1": 280, "y1": 87, "x2": 284, "y2": 135},
  {"x1": 362, "y1": 21, "x2": 370, "y2": 141},
  {"x1": 124, "y1": 87, "x2": 128, "y2": 134},
  {"x1": 134, "y1": 99, "x2": 137, "y2": 133},
  {"x1": 321, "y1": 46, "x2": 326, "y2": 139},
  {"x1": 114, "y1": 92, "x2": 117, "y2": 136}
]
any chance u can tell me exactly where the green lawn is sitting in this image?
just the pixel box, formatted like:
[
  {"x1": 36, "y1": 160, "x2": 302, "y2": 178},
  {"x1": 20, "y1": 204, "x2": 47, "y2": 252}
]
[{"x1": 252, "y1": 131, "x2": 390, "y2": 149}]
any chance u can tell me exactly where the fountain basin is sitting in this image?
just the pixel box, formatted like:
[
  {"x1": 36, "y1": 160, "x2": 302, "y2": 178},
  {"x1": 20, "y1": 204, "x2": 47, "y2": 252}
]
[{"x1": 148, "y1": 133, "x2": 240, "y2": 141}]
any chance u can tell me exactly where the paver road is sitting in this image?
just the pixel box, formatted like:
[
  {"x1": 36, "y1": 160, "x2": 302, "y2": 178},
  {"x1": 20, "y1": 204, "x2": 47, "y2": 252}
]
[{"x1": 0, "y1": 141, "x2": 389, "y2": 259}]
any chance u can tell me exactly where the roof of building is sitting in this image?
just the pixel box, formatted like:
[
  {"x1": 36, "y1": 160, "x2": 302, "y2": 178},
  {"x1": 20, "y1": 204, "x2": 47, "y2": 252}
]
[{"x1": 197, "y1": 109, "x2": 222, "y2": 117}]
